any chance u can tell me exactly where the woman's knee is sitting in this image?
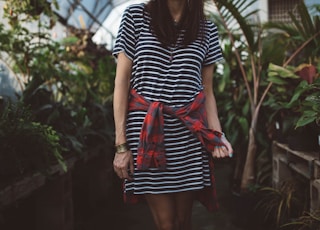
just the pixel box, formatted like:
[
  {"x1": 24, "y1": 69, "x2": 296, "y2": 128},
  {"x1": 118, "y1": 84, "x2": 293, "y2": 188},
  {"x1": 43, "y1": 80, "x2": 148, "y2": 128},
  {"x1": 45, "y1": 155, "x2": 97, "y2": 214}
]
[
  {"x1": 157, "y1": 220, "x2": 176, "y2": 230},
  {"x1": 158, "y1": 218, "x2": 191, "y2": 230},
  {"x1": 174, "y1": 191, "x2": 194, "y2": 230},
  {"x1": 145, "y1": 194, "x2": 176, "y2": 230}
]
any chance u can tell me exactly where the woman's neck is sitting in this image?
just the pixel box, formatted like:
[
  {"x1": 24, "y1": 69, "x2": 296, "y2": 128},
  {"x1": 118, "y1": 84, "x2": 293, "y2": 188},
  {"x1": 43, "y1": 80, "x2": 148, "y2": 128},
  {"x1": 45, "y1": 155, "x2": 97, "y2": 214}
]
[{"x1": 167, "y1": 0, "x2": 186, "y2": 23}]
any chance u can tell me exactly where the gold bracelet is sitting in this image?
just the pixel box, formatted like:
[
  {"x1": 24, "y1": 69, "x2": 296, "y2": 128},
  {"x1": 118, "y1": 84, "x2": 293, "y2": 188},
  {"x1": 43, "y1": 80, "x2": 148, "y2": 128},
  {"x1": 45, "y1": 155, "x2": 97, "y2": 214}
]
[{"x1": 115, "y1": 143, "x2": 129, "y2": 153}]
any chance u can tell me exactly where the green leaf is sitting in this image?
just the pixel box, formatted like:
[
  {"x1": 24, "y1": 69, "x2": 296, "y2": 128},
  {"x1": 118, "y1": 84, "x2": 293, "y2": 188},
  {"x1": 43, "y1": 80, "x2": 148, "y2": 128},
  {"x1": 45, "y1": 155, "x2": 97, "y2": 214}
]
[
  {"x1": 215, "y1": 0, "x2": 257, "y2": 51},
  {"x1": 296, "y1": 111, "x2": 318, "y2": 127},
  {"x1": 239, "y1": 116, "x2": 249, "y2": 134},
  {"x1": 242, "y1": 100, "x2": 250, "y2": 116},
  {"x1": 267, "y1": 63, "x2": 299, "y2": 79},
  {"x1": 267, "y1": 76, "x2": 289, "y2": 85}
]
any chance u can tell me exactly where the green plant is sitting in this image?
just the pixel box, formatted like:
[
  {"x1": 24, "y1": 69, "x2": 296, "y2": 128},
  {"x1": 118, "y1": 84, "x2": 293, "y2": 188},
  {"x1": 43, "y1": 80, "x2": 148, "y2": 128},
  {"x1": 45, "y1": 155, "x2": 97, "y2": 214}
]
[
  {"x1": 282, "y1": 210, "x2": 320, "y2": 230},
  {"x1": 264, "y1": 2, "x2": 320, "y2": 138},
  {"x1": 212, "y1": 0, "x2": 268, "y2": 191},
  {"x1": 0, "y1": 0, "x2": 116, "y2": 158},
  {"x1": 294, "y1": 78, "x2": 320, "y2": 128},
  {"x1": 4, "y1": 0, "x2": 58, "y2": 18},
  {"x1": 255, "y1": 181, "x2": 307, "y2": 229},
  {"x1": 22, "y1": 86, "x2": 115, "y2": 158},
  {"x1": 265, "y1": 63, "x2": 303, "y2": 138},
  {"x1": 0, "y1": 101, "x2": 66, "y2": 177},
  {"x1": 0, "y1": 0, "x2": 115, "y2": 106},
  {"x1": 264, "y1": 3, "x2": 320, "y2": 66},
  {"x1": 267, "y1": 63, "x2": 319, "y2": 129},
  {"x1": 212, "y1": 0, "x2": 320, "y2": 191}
]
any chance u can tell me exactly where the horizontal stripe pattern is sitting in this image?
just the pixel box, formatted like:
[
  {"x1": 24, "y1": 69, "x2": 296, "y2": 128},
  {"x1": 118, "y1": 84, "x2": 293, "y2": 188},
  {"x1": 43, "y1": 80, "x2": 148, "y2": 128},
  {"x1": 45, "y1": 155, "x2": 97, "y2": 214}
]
[{"x1": 113, "y1": 3, "x2": 223, "y2": 195}]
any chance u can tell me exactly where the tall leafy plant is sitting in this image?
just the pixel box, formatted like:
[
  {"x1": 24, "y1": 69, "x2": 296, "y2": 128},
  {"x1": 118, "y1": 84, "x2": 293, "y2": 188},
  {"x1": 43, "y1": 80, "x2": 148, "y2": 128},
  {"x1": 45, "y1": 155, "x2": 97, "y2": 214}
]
[
  {"x1": 212, "y1": 0, "x2": 320, "y2": 191},
  {"x1": 265, "y1": 2, "x2": 320, "y2": 130},
  {"x1": 0, "y1": 0, "x2": 116, "y2": 157},
  {"x1": 212, "y1": 0, "x2": 274, "y2": 191},
  {"x1": 0, "y1": 0, "x2": 115, "y2": 106},
  {"x1": 264, "y1": 3, "x2": 320, "y2": 66}
]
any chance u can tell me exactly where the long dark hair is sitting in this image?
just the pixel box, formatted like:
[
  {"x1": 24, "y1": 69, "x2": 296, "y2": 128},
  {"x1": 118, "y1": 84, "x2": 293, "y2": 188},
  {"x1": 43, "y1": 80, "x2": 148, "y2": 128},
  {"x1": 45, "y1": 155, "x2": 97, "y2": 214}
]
[{"x1": 145, "y1": 0, "x2": 206, "y2": 47}]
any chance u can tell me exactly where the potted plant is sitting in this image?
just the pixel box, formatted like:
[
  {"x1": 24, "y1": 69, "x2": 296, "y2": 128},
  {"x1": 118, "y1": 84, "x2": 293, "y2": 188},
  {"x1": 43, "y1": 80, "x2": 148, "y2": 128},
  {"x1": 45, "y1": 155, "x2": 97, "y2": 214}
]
[
  {"x1": 264, "y1": 0, "x2": 320, "y2": 152},
  {"x1": 290, "y1": 76, "x2": 320, "y2": 152},
  {"x1": 267, "y1": 63, "x2": 319, "y2": 152},
  {"x1": 294, "y1": 77, "x2": 320, "y2": 128}
]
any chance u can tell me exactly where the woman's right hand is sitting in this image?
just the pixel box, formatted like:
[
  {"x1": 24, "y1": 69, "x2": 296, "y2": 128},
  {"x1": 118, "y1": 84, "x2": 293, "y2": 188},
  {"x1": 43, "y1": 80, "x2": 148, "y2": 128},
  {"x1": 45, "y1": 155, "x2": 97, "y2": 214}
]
[
  {"x1": 113, "y1": 151, "x2": 134, "y2": 180},
  {"x1": 212, "y1": 135, "x2": 233, "y2": 159}
]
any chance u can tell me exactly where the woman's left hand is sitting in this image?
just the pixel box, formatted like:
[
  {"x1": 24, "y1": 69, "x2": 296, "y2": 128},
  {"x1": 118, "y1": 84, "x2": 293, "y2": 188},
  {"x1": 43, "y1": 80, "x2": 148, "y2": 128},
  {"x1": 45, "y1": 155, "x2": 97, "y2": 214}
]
[{"x1": 212, "y1": 135, "x2": 233, "y2": 158}]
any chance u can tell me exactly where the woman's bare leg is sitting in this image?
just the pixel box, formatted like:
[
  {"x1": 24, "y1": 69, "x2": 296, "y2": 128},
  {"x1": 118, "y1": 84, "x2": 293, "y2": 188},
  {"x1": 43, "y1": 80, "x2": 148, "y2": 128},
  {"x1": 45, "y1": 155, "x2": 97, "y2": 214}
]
[
  {"x1": 173, "y1": 191, "x2": 195, "y2": 230},
  {"x1": 145, "y1": 193, "x2": 176, "y2": 230},
  {"x1": 145, "y1": 191, "x2": 195, "y2": 230}
]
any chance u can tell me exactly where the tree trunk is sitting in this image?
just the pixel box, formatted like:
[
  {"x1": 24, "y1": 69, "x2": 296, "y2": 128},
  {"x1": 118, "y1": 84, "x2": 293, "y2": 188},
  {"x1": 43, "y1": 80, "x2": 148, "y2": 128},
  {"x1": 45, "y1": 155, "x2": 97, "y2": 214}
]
[{"x1": 240, "y1": 127, "x2": 257, "y2": 191}]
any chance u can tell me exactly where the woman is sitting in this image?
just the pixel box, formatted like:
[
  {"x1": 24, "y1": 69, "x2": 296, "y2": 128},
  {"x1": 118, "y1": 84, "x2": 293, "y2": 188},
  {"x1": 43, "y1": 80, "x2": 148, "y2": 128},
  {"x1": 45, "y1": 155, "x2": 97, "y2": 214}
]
[{"x1": 112, "y1": 0, "x2": 233, "y2": 229}]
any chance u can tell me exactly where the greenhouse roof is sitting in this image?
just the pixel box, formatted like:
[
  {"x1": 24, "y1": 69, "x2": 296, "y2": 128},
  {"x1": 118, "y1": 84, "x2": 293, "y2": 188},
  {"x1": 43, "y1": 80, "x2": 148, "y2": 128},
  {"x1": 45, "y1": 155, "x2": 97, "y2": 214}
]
[
  {"x1": 54, "y1": 0, "x2": 146, "y2": 49},
  {"x1": 54, "y1": 0, "x2": 147, "y2": 33}
]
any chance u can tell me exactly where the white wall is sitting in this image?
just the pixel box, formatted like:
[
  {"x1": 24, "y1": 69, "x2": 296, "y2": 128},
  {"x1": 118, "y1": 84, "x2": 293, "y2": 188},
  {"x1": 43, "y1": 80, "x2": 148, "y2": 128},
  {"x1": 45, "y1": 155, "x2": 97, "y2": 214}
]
[{"x1": 255, "y1": 0, "x2": 269, "y2": 23}]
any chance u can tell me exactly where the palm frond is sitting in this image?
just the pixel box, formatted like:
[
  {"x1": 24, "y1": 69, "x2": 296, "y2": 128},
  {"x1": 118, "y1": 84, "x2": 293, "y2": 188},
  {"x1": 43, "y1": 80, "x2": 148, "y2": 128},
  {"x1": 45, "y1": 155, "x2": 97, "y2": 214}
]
[
  {"x1": 265, "y1": 2, "x2": 320, "y2": 62},
  {"x1": 214, "y1": 0, "x2": 259, "y2": 50}
]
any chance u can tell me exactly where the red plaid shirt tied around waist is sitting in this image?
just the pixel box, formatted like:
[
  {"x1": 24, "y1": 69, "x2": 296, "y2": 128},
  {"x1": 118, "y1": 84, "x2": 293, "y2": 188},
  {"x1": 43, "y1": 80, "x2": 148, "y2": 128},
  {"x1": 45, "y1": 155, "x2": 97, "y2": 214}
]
[
  {"x1": 126, "y1": 89, "x2": 226, "y2": 211},
  {"x1": 128, "y1": 88, "x2": 226, "y2": 171}
]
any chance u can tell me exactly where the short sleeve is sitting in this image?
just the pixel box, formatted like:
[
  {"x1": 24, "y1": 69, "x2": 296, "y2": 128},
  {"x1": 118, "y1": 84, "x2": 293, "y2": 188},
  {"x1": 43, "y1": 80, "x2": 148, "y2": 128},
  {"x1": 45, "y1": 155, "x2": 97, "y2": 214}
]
[
  {"x1": 112, "y1": 6, "x2": 136, "y2": 60},
  {"x1": 203, "y1": 23, "x2": 224, "y2": 66}
]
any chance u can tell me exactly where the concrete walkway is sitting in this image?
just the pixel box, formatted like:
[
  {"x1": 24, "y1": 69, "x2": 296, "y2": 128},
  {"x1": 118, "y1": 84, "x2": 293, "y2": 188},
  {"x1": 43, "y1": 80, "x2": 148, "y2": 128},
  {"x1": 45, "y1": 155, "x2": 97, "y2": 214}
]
[{"x1": 75, "y1": 200, "x2": 242, "y2": 230}]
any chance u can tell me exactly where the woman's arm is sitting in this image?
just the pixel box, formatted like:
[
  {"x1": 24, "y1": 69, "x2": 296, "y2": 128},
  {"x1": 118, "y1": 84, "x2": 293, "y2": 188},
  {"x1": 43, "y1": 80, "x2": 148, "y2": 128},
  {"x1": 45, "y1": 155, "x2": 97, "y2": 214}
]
[
  {"x1": 113, "y1": 52, "x2": 134, "y2": 180},
  {"x1": 202, "y1": 64, "x2": 222, "y2": 132},
  {"x1": 202, "y1": 64, "x2": 233, "y2": 158},
  {"x1": 114, "y1": 52, "x2": 132, "y2": 145}
]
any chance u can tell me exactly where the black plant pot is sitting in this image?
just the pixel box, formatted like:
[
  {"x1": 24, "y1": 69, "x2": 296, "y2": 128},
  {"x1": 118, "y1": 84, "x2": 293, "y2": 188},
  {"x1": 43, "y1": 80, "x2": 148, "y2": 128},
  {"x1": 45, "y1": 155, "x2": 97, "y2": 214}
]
[{"x1": 287, "y1": 123, "x2": 320, "y2": 152}]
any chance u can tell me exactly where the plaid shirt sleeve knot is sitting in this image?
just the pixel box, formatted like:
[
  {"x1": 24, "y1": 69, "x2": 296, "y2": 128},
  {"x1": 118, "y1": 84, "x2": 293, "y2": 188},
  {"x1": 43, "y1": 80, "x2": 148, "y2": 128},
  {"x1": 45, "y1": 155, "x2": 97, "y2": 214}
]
[{"x1": 128, "y1": 89, "x2": 226, "y2": 171}]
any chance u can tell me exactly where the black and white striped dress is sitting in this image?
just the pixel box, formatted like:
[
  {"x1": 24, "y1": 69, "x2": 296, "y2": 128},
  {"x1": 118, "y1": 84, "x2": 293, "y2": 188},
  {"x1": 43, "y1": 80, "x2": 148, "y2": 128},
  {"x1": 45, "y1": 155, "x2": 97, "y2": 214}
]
[{"x1": 113, "y1": 3, "x2": 223, "y2": 196}]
